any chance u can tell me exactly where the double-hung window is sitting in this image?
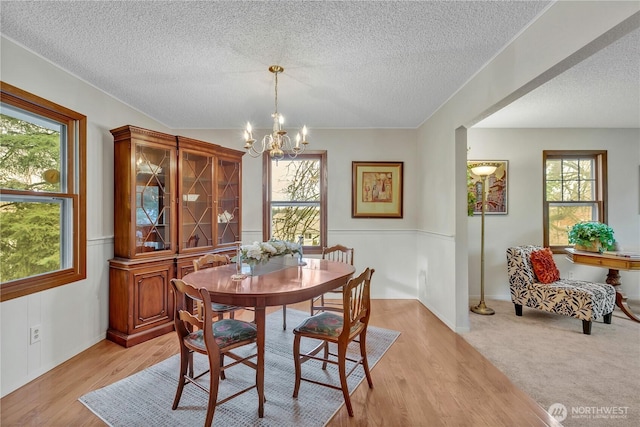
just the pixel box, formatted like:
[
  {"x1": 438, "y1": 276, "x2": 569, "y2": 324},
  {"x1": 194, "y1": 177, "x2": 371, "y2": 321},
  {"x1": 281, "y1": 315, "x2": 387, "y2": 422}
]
[
  {"x1": 543, "y1": 150, "x2": 607, "y2": 253},
  {"x1": 263, "y1": 151, "x2": 327, "y2": 254},
  {"x1": 0, "y1": 82, "x2": 86, "y2": 301}
]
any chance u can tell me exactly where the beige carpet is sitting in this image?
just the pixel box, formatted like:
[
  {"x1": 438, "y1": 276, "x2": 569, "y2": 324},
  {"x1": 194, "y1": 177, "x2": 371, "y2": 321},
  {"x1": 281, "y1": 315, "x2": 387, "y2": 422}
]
[{"x1": 461, "y1": 299, "x2": 640, "y2": 427}]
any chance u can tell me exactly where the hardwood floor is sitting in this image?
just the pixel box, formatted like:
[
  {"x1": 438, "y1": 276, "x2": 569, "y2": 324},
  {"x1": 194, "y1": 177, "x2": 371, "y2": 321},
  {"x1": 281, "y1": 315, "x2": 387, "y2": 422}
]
[{"x1": 1, "y1": 300, "x2": 560, "y2": 426}]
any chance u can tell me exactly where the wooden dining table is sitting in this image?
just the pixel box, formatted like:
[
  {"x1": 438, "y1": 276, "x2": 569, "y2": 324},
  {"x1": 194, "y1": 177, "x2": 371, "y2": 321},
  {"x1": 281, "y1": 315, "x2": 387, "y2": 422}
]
[{"x1": 181, "y1": 257, "x2": 356, "y2": 418}]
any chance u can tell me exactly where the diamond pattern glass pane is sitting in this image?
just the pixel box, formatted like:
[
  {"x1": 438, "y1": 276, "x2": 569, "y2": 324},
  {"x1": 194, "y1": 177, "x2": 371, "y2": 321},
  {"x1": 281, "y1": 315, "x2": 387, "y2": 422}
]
[
  {"x1": 217, "y1": 159, "x2": 240, "y2": 245},
  {"x1": 182, "y1": 151, "x2": 212, "y2": 248},
  {"x1": 135, "y1": 145, "x2": 171, "y2": 253}
]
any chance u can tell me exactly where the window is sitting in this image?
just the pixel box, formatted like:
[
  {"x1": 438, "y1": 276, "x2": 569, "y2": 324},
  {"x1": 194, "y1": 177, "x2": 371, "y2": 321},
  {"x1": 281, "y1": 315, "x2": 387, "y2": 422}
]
[
  {"x1": 543, "y1": 150, "x2": 607, "y2": 253},
  {"x1": 0, "y1": 82, "x2": 86, "y2": 301},
  {"x1": 263, "y1": 151, "x2": 327, "y2": 254}
]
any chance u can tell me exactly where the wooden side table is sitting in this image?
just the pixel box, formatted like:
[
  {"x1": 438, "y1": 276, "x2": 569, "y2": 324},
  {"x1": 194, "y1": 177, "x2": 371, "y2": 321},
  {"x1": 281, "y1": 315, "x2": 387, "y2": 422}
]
[{"x1": 565, "y1": 248, "x2": 640, "y2": 322}]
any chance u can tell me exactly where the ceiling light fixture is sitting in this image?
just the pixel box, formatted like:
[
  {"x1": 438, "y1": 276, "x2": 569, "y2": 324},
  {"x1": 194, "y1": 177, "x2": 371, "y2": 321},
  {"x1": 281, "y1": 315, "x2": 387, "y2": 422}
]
[{"x1": 243, "y1": 65, "x2": 308, "y2": 160}]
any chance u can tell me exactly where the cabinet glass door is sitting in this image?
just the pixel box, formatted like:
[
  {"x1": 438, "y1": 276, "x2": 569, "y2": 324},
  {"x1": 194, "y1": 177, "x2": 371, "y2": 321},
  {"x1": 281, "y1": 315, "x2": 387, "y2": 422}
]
[
  {"x1": 135, "y1": 145, "x2": 171, "y2": 254},
  {"x1": 217, "y1": 158, "x2": 240, "y2": 245},
  {"x1": 181, "y1": 151, "x2": 213, "y2": 250}
]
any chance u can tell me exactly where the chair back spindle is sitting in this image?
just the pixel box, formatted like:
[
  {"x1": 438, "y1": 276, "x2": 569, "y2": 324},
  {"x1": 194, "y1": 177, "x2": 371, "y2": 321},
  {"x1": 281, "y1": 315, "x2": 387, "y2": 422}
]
[
  {"x1": 343, "y1": 268, "x2": 373, "y2": 337},
  {"x1": 322, "y1": 244, "x2": 354, "y2": 266},
  {"x1": 310, "y1": 244, "x2": 356, "y2": 316},
  {"x1": 193, "y1": 253, "x2": 231, "y2": 271}
]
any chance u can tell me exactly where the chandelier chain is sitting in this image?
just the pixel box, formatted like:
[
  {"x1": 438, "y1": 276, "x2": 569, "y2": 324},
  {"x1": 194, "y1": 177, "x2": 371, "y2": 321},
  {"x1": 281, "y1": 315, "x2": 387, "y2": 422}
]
[{"x1": 274, "y1": 69, "x2": 279, "y2": 115}]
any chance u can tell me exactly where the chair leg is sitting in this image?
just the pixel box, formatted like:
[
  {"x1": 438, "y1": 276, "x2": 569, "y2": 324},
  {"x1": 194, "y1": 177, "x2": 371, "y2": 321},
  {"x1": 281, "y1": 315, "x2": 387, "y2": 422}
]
[
  {"x1": 603, "y1": 312, "x2": 612, "y2": 324},
  {"x1": 220, "y1": 354, "x2": 226, "y2": 380},
  {"x1": 204, "y1": 356, "x2": 221, "y2": 427},
  {"x1": 282, "y1": 304, "x2": 287, "y2": 330},
  {"x1": 292, "y1": 335, "x2": 302, "y2": 398},
  {"x1": 514, "y1": 304, "x2": 522, "y2": 316},
  {"x1": 337, "y1": 344, "x2": 354, "y2": 417},
  {"x1": 188, "y1": 351, "x2": 194, "y2": 378},
  {"x1": 321, "y1": 341, "x2": 329, "y2": 370},
  {"x1": 359, "y1": 330, "x2": 373, "y2": 388},
  {"x1": 582, "y1": 319, "x2": 592, "y2": 335},
  {"x1": 172, "y1": 348, "x2": 189, "y2": 410}
]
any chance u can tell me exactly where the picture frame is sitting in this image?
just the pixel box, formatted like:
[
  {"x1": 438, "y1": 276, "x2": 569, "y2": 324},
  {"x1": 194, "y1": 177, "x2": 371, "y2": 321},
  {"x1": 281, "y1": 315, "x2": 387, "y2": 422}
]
[
  {"x1": 352, "y1": 161, "x2": 403, "y2": 218},
  {"x1": 467, "y1": 160, "x2": 508, "y2": 215}
]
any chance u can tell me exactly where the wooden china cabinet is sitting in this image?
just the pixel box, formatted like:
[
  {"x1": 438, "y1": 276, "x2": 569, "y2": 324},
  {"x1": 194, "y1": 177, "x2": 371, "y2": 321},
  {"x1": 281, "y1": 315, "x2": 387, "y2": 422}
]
[{"x1": 108, "y1": 125, "x2": 243, "y2": 347}]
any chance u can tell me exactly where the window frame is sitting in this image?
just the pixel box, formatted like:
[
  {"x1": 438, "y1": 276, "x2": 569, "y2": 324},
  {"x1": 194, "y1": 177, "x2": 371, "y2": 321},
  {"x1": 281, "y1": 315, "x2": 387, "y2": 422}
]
[
  {"x1": 0, "y1": 82, "x2": 86, "y2": 301},
  {"x1": 543, "y1": 150, "x2": 607, "y2": 253},
  {"x1": 262, "y1": 151, "x2": 327, "y2": 254}
]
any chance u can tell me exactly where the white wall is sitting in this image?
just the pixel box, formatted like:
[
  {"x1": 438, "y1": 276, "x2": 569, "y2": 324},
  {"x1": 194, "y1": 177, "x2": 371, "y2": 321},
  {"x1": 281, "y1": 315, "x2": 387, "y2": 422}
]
[
  {"x1": 416, "y1": 2, "x2": 640, "y2": 332},
  {"x1": 467, "y1": 128, "x2": 640, "y2": 301}
]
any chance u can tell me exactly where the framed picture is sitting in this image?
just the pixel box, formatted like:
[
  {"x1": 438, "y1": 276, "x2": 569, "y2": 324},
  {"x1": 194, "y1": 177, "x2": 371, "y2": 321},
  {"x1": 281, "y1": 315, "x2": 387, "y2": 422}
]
[
  {"x1": 352, "y1": 161, "x2": 403, "y2": 218},
  {"x1": 468, "y1": 160, "x2": 508, "y2": 215}
]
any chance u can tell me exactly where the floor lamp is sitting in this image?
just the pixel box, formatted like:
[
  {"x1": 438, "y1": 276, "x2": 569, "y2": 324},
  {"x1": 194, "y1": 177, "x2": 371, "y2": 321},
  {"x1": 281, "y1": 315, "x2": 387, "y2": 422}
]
[{"x1": 470, "y1": 163, "x2": 498, "y2": 316}]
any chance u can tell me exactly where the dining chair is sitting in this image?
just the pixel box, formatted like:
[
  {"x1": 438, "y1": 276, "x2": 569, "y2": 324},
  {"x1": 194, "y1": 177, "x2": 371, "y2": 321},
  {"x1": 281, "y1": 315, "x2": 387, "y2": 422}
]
[
  {"x1": 310, "y1": 244, "x2": 355, "y2": 315},
  {"x1": 292, "y1": 267, "x2": 374, "y2": 417},
  {"x1": 170, "y1": 279, "x2": 259, "y2": 427},
  {"x1": 192, "y1": 253, "x2": 241, "y2": 320}
]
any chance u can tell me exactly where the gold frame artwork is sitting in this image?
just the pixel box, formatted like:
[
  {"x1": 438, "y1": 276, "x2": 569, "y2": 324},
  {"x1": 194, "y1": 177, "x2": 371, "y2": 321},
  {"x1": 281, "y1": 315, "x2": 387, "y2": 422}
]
[
  {"x1": 468, "y1": 160, "x2": 508, "y2": 215},
  {"x1": 352, "y1": 161, "x2": 403, "y2": 218}
]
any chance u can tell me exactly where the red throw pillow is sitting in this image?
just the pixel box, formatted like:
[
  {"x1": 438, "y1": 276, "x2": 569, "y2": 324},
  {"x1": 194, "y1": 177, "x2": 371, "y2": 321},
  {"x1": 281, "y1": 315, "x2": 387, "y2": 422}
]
[{"x1": 530, "y1": 248, "x2": 560, "y2": 284}]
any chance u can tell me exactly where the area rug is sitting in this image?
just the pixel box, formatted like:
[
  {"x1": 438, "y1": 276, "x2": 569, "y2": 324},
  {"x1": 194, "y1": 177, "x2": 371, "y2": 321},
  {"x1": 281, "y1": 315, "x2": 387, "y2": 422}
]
[
  {"x1": 461, "y1": 299, "x2": 640, "y2": 427},
  {"x1": 79, "y1": 309, "x2": 400, "y2": 426}
]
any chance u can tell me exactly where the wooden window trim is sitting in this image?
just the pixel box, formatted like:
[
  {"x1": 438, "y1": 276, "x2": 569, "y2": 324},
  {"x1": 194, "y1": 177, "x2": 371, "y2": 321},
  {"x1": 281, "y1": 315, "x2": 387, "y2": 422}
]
[
  {"x1": 542, "y1": 150, "x2": 607, "y2": 254},
  {"x1": 0, "y1": 82, "x2": 87, "y2": 301},
  {"x1": 262, "y1": 151, "x2": 327, "y2": 254}
]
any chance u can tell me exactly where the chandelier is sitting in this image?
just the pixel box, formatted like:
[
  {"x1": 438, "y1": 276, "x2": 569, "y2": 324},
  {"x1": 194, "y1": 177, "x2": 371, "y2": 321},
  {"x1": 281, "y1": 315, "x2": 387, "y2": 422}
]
[{"x1": 243, "y1": 65, "x2": 309, "y2": 160}]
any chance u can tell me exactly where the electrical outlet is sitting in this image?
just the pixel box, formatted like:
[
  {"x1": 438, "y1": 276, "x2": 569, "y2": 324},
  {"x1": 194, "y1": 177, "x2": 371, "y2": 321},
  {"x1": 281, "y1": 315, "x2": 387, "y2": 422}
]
[
  {"x1": 567, "y1": 271, "x2": 574, "y2": 279},
  {"x1": 30, "y1": 325, "x2": 41, "y2": 344}
]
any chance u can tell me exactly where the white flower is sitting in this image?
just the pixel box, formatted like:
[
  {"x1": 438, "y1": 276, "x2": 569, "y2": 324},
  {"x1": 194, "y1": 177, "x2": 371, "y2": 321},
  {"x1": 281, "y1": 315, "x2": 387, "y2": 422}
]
[
  {"x1": 239, "y1": 239, "x2": 301, "y2": 265},
  {"x1": 270, "y1": 240, "x2": 286, "y2": 254},
  {"x1": 245, "y1": 243, "x2": 264, "y2": 262},
  {"x1": 260, "y1": 242, "x2": 278, "y2": 255}
]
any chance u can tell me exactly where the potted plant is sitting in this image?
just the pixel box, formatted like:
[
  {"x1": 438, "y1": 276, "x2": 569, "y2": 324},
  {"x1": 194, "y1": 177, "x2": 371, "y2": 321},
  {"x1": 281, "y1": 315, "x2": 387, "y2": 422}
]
[{"x1": 567, "y1": 221, "x2": 615, "y2": 252}]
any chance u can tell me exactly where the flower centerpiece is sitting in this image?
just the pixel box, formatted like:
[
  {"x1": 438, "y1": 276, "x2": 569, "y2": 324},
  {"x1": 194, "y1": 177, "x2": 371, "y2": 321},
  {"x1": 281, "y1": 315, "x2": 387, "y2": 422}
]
[
  {"x1": 233, "y1": 239, "x2": 302, "y2": 274},
  {"x1": 568, "y1": 221, "x2": 615, "y2": 253}
]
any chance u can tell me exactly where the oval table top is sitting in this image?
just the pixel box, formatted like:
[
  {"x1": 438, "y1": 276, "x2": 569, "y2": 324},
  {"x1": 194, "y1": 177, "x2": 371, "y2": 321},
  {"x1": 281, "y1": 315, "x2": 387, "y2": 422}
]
[{"x1": 181, "y1": 257, "x2": 356, "y2": 308}]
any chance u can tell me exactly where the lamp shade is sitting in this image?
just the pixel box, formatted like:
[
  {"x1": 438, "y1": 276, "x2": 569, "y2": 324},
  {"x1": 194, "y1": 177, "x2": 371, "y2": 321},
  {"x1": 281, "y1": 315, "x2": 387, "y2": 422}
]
[{"x1": 471, "y1": 164, "x2": 498, "y2": 177}]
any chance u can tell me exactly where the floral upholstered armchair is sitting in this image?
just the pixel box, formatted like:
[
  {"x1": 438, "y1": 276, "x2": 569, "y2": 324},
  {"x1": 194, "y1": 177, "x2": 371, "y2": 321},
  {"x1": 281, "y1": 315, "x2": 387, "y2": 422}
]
[{"x1": 506, "y1": 245, "x2": 615, "y2": 334}]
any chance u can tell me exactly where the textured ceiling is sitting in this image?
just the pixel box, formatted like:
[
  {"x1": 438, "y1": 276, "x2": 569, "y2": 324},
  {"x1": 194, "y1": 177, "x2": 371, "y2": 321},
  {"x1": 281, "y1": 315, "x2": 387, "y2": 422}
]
[
  {"x1": 475, "y1": 24, "x2": 640, "y2": 128},
  {"x1": 1, "y1": 1, "x2": 637, "y2": 130}
]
